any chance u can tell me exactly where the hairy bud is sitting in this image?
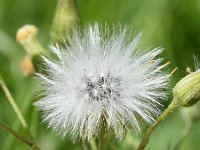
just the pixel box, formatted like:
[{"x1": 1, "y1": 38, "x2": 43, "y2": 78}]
[{"x1": 173, "y1": 70, "x2": 200, "y2": 107}]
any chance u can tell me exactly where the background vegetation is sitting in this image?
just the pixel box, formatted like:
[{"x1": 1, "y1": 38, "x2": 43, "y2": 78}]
[{"x1": 0, "y1": 0, "x2": 200, "y2": 149}]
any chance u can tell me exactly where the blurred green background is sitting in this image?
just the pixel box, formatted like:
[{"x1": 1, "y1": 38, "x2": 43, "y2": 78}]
[{"x1": 1, "y1": 0, "x2": 200, "y2": 149}]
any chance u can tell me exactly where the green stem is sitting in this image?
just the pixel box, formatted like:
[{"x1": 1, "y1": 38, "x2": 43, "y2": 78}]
[
  {"x1": 90, "y1": 138, "x2": 98, "y2": 150},
  {"x1": 0, "y1": 75, "x2": 40, "y2": 149},
  {"x1": 98, "y1": 115, "x2": 106, "y2": 150},
  {"x1": 23, "y1": 38, "x2": 45, "y2": 56},
  {"x1": 3, "y1": 91, "x2": 35, "y2": 149},
  {"x1": 138, "y1": 100, "x2": 179, "y2": 150},
  {"x1": 0, "y1": 75, "x2": 28, "y2": 129},
  {"x1": 82, "y1": 143, "x2": 88, "y2": 150},
  {"x1": 98, "y1": 131, "x2": 104, "y2": 150},
  {"x1": 0, "y1": 121, "x2": 40, "y2": 150}
]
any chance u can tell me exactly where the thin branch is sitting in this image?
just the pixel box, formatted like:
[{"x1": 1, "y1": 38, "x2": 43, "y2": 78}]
[
  {"x1": 0, "y1": 75, "x2": 40, "y2": 149},
  {"x1": 0, "y1": 75, "x2": 28, "y2": 128},
  {"x1": 0, "y1": 121, "x2": 39, "y2": 150},
  {"x1": 138, "y1": 100, "x2": 178, "y2": 150}
]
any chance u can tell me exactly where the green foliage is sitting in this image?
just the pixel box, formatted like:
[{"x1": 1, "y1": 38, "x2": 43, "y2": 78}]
[{"x1": 0, "y1": 0, "x2": 200, "y2": 149}]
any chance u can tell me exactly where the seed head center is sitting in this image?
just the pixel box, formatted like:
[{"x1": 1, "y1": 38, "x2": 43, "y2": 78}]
[{"x1": 79, "y1": 74, "x2": 121, "y2": 102}]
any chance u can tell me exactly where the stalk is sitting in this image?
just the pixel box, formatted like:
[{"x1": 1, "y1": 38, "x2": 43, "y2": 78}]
[{"x1": 138, "y1": 100, "x2": 178, "y2": 150}]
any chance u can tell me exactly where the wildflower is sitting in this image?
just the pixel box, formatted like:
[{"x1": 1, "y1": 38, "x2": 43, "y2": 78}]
[{"x1": 35, "y1": 24, "x2": 168, "y2": 141}]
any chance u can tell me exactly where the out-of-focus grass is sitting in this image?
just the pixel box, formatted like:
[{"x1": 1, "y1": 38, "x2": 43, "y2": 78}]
[{"x1": 0, "y1": 0, "x2": 200, "y2": 149}]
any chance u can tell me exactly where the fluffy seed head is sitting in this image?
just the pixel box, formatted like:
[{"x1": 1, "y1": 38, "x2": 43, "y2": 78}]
[{"x1": 35, "y1": 24, "x2": 168, "y2": 141}]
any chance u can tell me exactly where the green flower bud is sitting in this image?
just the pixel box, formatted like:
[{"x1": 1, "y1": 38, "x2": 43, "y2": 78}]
[
  {"x1": 173, "y1": 70, "x2": 200, "y2": 107},
  {"x1": 50, "y1": 0, "x2": 79, "y2": 43}
]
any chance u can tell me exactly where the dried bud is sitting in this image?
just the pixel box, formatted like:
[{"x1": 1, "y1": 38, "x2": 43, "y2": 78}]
[
  {"x1": 21, "y1": 55, "x2": 35, "y2": 76},
  {"x1": 16, "y1": 24, "x2": 45, "y2": 56},
  {"x1": 16, "y1": 25, "x2": 38, "y2": 44},
  {"x1": 173, "y1": 70, "x2": 200, "y2": 107}
]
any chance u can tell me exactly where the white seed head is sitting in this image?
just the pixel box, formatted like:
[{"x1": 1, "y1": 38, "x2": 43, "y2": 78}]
[{"x1": 35, "y1": 24, "x2": 168, "y2": 141}]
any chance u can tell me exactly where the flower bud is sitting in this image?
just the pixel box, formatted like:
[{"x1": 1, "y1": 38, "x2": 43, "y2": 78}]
[
  {"x1": 21, "y1": 55, "x2": 35, "y2": 76},
  {"x1": 50, "y1": 0, "x2": 79, "y2": 42},
  {"x1": 17, "y1": 25, "x2": 47, "y2": 74},
  {"x1": 16, "y1": 24, "x2": 38, "y2": 44},
  {"x1": 16, "y1": 24, "x2": 45, "y2": 56},
  {"x1": 173, "y1": 70, "x2": 200, "y2": 107}
]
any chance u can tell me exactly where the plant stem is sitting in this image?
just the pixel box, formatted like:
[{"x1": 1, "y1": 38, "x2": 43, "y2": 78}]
[
  {"x1": 0, "y1": 121, "x2": 40, "y2": 150},
  {"x1": 90, "y1": 138, "x2": 98, "y2": 150},
  {"x1": 0, "y1": 75, "x2": 28, "y2": 129},
  {"x1": 82, "y1": 143, "x2": 88, "y2": 150},
  {"x1": 99, "y1": 131, "x2": 104, "y2": 150},
  {"x1": 0, "y1": 75, "x2": 40, "y2": 149},
  {"x1": 138, "y1": 100, "x2": 179, "y2": 150},
  {"x1": 98, "y1": 116, "x2": 106, "y2": 150}
]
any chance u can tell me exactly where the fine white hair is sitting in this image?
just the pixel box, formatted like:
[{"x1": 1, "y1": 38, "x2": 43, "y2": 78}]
[{"x1": 35, "y1": 24, "x2": 168, "y2": 142}]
